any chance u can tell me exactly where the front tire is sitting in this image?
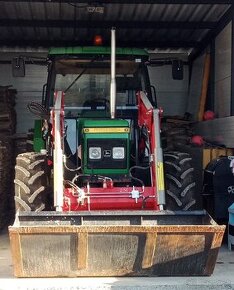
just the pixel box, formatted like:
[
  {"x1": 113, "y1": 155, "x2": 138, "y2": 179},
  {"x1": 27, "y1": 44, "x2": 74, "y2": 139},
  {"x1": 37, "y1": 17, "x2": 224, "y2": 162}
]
[
  {"x1": 14, "y1": 152, "x2": 49, "y2": 212},
  {"x1": 164, "y1": 151, "x2": 196, "y2": 210}
]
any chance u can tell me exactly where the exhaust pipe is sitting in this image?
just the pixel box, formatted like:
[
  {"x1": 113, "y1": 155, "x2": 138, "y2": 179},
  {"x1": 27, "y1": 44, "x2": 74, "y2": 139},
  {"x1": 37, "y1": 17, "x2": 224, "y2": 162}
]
[{"x1": 110, "y1": 28, "x2": 116, "y2": 119}]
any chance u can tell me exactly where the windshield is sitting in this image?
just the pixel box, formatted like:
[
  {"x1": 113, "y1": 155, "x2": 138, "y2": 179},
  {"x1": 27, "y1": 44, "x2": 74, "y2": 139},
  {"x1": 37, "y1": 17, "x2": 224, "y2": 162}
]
[{"x1": 53, "y1": 58, "x2": 144, "y2": 114}]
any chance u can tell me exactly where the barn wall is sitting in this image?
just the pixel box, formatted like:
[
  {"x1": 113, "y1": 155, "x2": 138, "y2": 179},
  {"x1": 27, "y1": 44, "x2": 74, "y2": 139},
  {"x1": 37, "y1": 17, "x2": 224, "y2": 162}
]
[
  {"x1": 148, "y1": 64, "x2": 189, "y2": 116},
  {"x1": 186, "y1": 53, "x2": 206, "y2": 120},
  {"x1": 195, "y1": 21, "x2": 234, "y2": 148},
  {"x1": 0, "y1": 60, "x2": 190, "y2": 134},
  {"x1": 0, "y1": 64, "x2": 47, "y2": 133},
  {"x1": 214, "y1": 21, "x2": 232, "y2": 117}
]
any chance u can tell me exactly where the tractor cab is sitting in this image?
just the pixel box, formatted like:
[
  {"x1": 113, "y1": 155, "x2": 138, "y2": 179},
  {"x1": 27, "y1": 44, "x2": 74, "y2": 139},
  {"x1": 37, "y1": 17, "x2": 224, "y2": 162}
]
[
  {"x1": 43, "y1": 46, "x2": 154, "y2": 189},
  {"x1": 45, "y1": 47, "x2": 153, "y2": 116}
]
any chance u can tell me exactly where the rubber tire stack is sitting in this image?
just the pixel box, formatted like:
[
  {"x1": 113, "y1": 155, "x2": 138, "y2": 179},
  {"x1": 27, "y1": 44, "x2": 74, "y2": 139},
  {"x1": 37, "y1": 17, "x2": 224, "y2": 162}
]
[{"x1": 164, "y1": 151, "x2": 196, "y2": 210}]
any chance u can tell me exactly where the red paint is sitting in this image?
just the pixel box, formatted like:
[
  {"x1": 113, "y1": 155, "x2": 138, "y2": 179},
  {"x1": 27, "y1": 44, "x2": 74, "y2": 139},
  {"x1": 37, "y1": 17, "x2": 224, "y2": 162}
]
[
  {"x1": 203, "y1": 110, "x2": 215, "y2": 120},
  {"x1": 191, "y1": 135, "x2": 204, "y2": 146},
  {"x1": 63, "y1": 186, "x2": 158, "y2": 211},
  {"x1": 137, "y1": 92, "x2": 159, "y2": 188}
]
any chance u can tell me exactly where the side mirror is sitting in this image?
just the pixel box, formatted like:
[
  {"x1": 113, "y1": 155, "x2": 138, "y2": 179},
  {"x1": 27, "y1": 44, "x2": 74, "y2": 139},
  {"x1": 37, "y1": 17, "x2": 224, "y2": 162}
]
[
  {"x1": 172, "y1": 60, "x2": 183, "y2": 80},
  {"x1": 12, "y1": 57, "x2": 25, "y2": 77}
]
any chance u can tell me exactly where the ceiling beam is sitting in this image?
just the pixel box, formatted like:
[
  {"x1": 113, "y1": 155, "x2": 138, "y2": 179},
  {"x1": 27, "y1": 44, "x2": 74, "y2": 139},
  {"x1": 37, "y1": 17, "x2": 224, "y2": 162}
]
[
  {"x1": 0, "y1": 39, "x2": 199, "y2": 49},
  {"x1": 189, "y1": 5, "x2": 233, "y2": 62},
  {"x1": 0, "y1": 0, "x2": 232, "y2": 3},
  {"x1": 0, "y1": 19, "x2": 216, "y2": 30}
]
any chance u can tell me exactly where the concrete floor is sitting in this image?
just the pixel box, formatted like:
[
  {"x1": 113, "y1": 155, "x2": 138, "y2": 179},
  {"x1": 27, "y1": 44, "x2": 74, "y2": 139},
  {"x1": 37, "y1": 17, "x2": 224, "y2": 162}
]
[{"x1": 0, "y1": 228, "x2": 234, "y2": 290}]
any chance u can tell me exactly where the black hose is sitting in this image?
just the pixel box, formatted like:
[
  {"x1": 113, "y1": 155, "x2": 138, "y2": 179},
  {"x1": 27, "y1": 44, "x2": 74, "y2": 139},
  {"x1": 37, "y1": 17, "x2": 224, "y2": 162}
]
[
  {"x1": 27, "y1": 102, "x2": 50, "y2": 119},
  {"x1": 129, "y1": 165, "x2": 150, "y2": 187}
]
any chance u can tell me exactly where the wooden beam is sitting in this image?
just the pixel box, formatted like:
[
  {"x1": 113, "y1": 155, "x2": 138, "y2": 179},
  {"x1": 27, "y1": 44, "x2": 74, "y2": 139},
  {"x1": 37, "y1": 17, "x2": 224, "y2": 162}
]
[
  {"x1": 198, "y1": 53, "x2": 211, "y2": 121},
  {"x1": 0, "y1": 19, "x2": 216, "y2": 30},
  {"x1": 0, "y1": 0, "x2": 231, "y2": 4},
  {"x1": 142, "y1": 233, "x2": 157, "y2": 269}
]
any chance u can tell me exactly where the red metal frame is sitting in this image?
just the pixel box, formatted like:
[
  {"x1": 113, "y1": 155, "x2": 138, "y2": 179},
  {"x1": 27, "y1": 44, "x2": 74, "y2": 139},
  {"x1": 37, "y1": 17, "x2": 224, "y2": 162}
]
[
  {"x1": 63, "y1": 186, "x2": 158, "y2": 211},
  {"x1": 137, "y1": 92, "x2": 156, "y2": 188},
  {"x1": 51, "y1": 91, "x2": 65, "y2": 148},
  {"x1": 51, "y1": 90, "x2": 160, "y2": 211}
]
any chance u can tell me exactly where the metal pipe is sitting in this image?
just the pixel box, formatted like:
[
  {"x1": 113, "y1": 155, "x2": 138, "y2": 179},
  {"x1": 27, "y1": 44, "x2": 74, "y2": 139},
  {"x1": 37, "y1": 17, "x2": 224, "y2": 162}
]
[
  {"x1": 53, "y1": 91, "x2": 64, "y2": 212},
  {"x1": 110, "y1": 28, "x2": 116, "y2": 119},
  {"x1": 153, "y1": 109, "x2": 165, "y2": 208}
]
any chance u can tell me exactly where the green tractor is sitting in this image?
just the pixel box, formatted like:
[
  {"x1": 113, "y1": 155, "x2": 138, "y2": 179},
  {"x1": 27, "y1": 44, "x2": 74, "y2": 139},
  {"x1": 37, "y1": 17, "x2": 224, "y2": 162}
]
[{"x1": 9, "y1": 30, "x2": 225, "y2": 277}]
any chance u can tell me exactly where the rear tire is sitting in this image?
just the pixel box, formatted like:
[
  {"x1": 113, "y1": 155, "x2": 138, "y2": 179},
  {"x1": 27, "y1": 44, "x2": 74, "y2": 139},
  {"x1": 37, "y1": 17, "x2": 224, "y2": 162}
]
[
  {"x1": 164, "y1": 151, "x2": 196, "y2": 210},
  {"x1": 14, "y1": 152, "x2": 49, "y2": 212}
]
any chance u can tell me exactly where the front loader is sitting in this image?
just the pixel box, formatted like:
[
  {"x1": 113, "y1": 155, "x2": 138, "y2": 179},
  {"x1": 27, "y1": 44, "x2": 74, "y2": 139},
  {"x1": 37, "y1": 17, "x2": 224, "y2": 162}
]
[{"x1": 9, "y1": 30, "x2": 225, "y2": 277}]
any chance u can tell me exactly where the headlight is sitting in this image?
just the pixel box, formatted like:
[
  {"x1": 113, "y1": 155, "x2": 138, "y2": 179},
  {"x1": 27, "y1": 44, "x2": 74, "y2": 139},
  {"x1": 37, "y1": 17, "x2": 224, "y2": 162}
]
[
  {"x1": 112, "y1": 147, "x2": 125, "y2": 159},
  {"x1": 89, "y1": 147, "x2": 101, "y2": 159}
]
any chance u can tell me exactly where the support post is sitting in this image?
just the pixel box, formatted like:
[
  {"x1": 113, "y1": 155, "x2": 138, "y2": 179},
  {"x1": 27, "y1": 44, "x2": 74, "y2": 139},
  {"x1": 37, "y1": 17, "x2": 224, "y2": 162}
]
[
  {"x1": 110, "y1": 28, "x2": 116, "y2": 119},
  {"x1": 231, "y1": 5, "x2": 234, "y2": 115}
]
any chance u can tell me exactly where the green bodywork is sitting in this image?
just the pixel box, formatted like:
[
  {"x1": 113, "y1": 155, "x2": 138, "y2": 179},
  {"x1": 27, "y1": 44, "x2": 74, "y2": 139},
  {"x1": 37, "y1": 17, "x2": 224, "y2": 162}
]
[
  {"x1": 49, "y1": 46, "x2": 148, "y2": 57},
  {"x1": 82, "y1": 119, "x2": 130, "y2": 175},
  {"x1": 33, "y1": 120, "x2": 45, "y2": 152}
]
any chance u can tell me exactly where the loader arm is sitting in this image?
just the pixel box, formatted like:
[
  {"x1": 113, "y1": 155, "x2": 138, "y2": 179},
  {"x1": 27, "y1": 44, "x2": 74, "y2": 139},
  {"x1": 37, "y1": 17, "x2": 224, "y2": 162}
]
[
  {"x1": 137, "y1": 91, "x2": 165, "y2": 209},
  {"x1": 52, "y1": 91, "x2": 65, "y2": 211}
]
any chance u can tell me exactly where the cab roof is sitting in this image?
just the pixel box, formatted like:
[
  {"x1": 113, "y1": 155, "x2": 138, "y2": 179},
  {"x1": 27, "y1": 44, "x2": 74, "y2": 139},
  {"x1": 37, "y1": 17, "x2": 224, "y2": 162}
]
[{"x1": 48, "y1": 46, "x2": 148, "y2": 57}]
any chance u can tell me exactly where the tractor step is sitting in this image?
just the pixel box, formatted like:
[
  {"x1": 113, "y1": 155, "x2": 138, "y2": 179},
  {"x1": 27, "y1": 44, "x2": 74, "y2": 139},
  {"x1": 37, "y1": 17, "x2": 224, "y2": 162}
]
[{"x1": 9, "y1": 210, "x2": 225, "y2": 277}]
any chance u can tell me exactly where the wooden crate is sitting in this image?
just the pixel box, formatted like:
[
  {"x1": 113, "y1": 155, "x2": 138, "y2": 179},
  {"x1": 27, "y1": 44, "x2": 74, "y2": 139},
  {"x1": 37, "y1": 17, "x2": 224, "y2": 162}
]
[{"x1": 203, "y1": 148, "x2": 233, "y2": 169}]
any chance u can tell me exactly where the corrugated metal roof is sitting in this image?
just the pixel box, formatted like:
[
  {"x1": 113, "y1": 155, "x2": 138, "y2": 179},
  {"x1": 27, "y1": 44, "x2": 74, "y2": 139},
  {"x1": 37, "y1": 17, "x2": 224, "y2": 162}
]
[{"x1": 0, "y1": 1, "x2": 231, "y2": 58}]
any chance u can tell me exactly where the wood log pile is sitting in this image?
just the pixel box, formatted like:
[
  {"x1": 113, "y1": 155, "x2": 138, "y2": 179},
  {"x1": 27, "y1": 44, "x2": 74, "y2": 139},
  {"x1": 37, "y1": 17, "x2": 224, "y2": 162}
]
[
  {"x1": 14, "y1": 134, "x2": 28, "y2": 157},
  {"x1": 0, "y1": 86, "x2": 17, "y2": 229},
  {"x1": 0, "y1": 138, "x2": 14, "y2": 229},
  {"x1": 0, "y1": 86, "x2": 17, "y2": 134},
  {"x1": 161, "y1": 118, "x2": 193, "y2": 151}
]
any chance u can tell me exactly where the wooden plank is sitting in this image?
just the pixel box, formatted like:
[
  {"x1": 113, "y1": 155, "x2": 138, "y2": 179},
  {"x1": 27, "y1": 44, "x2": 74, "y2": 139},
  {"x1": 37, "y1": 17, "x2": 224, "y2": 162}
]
[
  {"x1": 203, "y1": 148, "x2": 212, "y2": 169},
  {"x1": 9, "y1": 232, "x2": 23, "y2": 277},
  {"x1": 211, "y1": 148, "x2": 218, "y2": 160},
  {"x1": 203, "y1": 148, "x2": 234, "y2": 169},
  {"x1": 77, "y1": 233, "x2": 88, "y2": 270},
  {"x1": 142, "y1": 233, "x2": 157, "y2": 269},
  {"x1": 8, "y1": 224, "x2": 226, "y2": 277},
  {"x1": 226, "y1": 148, "x2": 233, "y2": 156},
  {"x1": 9, "y1": 224, "x2": 226, "y2": 234},
  {"x1": 0, "y1": 113, "x2": 11, "y2": 120},
  {"x1": 198, "y1": 53, "x2": 211, "y2": 121},
  {"x1": 204, "y1": 231, "x2": 224, "y2": 275}
]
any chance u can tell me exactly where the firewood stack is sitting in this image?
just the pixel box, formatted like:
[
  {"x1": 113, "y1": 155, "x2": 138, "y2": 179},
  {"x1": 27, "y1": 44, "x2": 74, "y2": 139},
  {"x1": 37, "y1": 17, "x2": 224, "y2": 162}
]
[
  {"x1": 14, "y1": 135, "x2": 28, "y2": 157},
  {"x1": 0, "y1": 86, "x2": 17, "y2": 134},
  {"x1": 0, "y1": 86, "x2": 17, "y2": 229},
  {"x1": 161, "y1": 118, "x2": 193, "y2": 151},
  {"x1": 0, "y1": 138, "x2": 14, "y2": 229}
]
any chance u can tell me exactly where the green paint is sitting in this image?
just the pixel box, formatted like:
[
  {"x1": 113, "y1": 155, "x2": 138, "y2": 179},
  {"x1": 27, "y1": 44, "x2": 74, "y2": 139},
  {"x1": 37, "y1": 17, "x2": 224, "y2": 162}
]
[
  {"x1": 33, "y1": 120, "x2": 45, "y2": 152},
  {"x1": 49, "y1": 46, "x2": 148, "y2": 57},
  {"x1": 83, "y1": 119, "x2": 129, "y2": 128}
]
